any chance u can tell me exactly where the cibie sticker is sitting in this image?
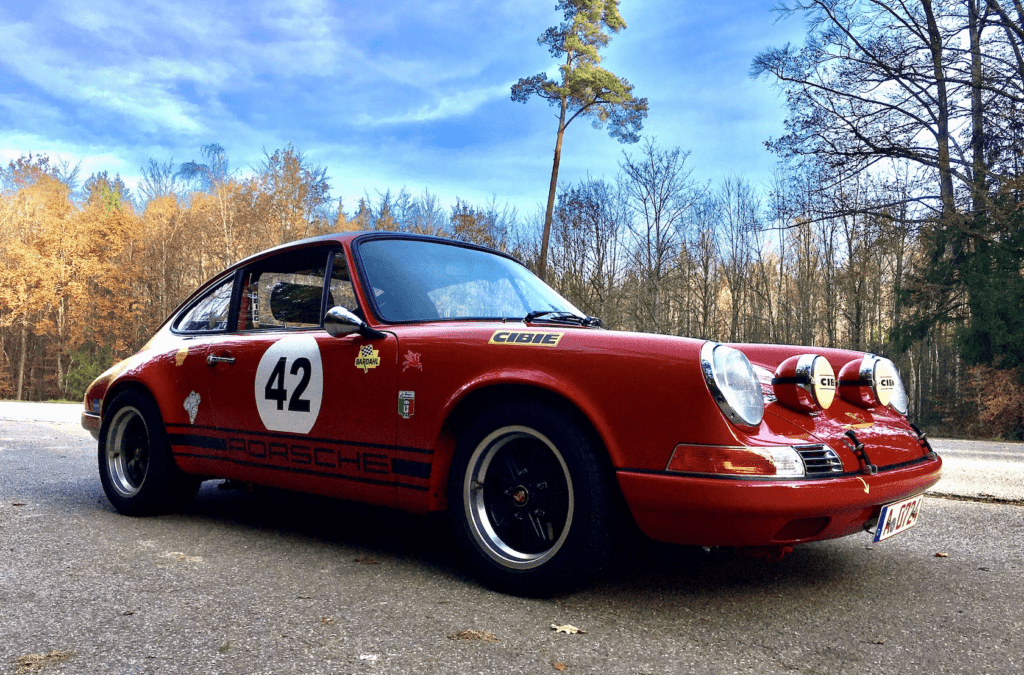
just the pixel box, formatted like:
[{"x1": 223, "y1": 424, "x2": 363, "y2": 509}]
[
  {"x1": 355, "y1": 344, "x2": 381, "y2": 373},
  {"x1": 488, "y1": 330, "x2": 564, "y2": 347},
  {"x1": 254, "y1": 335, "x2": 323, "y2": 434},
  {"x1": 398, "y1": 391, "x2": 415, "y2": 419}
]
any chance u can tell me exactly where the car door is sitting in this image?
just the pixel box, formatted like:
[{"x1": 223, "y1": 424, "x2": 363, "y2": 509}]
[{"x1": 176, "y1": 247, "x2": 400, "y2": 506}]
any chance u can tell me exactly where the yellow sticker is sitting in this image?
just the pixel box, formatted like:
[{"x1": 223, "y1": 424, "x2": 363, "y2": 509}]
[
  {"x1": 488, "y1": 330, "x2": 564, "y2": 347},
  {"x1": 355, "y1": 345, "x2": 380, "y2": 373},
  {"x1": 175, "y1": 346, "x2": 189, "y2": 366}
]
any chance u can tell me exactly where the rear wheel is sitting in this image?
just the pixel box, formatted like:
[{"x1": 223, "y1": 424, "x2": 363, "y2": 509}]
[
  {"x1": 448, "y1": 402, "x2": 614, "y2": 595},
  {"x1": 99, "y1": 390, "x2": 200, "y2": 516}
]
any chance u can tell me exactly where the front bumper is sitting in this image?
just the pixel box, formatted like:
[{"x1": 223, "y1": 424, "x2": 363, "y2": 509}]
[
  {"x1": 81, "y1": 411, "x2": 101, "y2": 440},
  {"x1": 616, "y1": 455, "x2": 942, "y2": 547}
]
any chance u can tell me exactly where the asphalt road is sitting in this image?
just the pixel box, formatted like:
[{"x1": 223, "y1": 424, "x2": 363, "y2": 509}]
[{"x1": 1, "y1": 403, "x2": 1022, "y2": 675}]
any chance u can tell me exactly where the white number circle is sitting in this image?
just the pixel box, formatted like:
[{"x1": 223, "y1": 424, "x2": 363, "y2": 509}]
[{"x1": 254, "y1": 335, "x2": 324, "y2": 434}]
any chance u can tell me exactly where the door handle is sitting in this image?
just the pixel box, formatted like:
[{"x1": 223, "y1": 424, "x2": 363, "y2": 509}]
[{"x1": 206, "y1": 354, "x2": 236, "y2": 365}]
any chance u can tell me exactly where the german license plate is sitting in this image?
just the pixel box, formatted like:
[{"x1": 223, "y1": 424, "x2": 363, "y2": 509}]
[{"x1": 873, "y1": 494, "x2": 924, "y2": 542}]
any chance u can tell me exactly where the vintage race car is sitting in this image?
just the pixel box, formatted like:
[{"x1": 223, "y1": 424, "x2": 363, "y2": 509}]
[{"x1": 82, "y1": 232, "x2": 941, "y2": 594}]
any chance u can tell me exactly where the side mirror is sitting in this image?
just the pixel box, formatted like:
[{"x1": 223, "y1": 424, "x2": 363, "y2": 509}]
[{"x1": 324, "y1": 306, "x2": 386, "y2": 339}]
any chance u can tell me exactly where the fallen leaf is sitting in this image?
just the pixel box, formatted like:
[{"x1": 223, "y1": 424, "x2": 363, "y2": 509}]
[
  {"x1": 448, "y1": 629, "x2": 499, "y2": 642},
  {"x1": 551, "y1": 624, "x2": 586, "y2": 634},
  {"x1": 12, "y1": 502, "x2": 26, "y2": 507},
  {"x1": 122, "y1": 611, "x2": 135, "y2": 616},
  {"x1": 15, "y1": 650, "x2": 72, "y2": 674},
  {"x1": 354, "y1": 556, "x2": 380, "y2": 565},
  {"x1": 296, "y1": 595, "x2": 312, "y2": 600},
  {"x1": 163, "y1": 551, "x2": 202, "y2": 563},
  {"x1": 553, "y1": 662, "x2": 567, "y2": 671},
  {"x1": 935, "y1": 552, "x2": 950, "y2": 558},
  {"x1": 321, "y1": 616, "x2": 335, "y2": 625},
  {"x1": 861, "y1": 638, "x2": 885, "y2": 645}
]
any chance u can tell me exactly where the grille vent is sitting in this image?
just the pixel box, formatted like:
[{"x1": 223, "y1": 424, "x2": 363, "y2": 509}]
[{"x1": 796, "y1": 444, "x2": 844, "y2": 475}]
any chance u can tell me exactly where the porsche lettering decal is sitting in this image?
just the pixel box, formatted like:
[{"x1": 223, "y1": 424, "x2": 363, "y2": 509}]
[
  {"x1": 166, "y1": 424, "x2": 434, "y2": 488},
  {"x1": 489, "y1": 330, "x2": 564, "y2": 347}
]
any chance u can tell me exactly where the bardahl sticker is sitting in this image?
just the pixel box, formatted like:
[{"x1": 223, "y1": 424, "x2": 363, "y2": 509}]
[
  {"x1": 355, "y1": 344, "x2": 381, "y2": 372},
  {"x1": 489, "y1": 330, "x2": 565, "y2": 347}
]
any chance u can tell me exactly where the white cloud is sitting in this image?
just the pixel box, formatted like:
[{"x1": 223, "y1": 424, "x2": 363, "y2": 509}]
[
  {"x1": 0, "y1": 22, "x2": 208, "y2": 134},
  {"x1": 355, "y1": 83, "x2": 512, "y2": 126}
]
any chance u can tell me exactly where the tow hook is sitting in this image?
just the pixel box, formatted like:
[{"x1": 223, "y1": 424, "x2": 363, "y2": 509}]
[{"x1": 844, "y1": 430, "x2": 877, "y2": 475}]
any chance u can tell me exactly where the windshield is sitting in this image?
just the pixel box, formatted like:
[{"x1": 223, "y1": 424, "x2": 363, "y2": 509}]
[{"x1": 356, "y1": 238, "x2": 584, "y2": 323}]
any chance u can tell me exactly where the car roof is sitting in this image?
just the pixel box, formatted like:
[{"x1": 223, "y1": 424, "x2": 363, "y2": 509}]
[{"x1": 227, "y1": 231, "x2": 518, "y2": 272}]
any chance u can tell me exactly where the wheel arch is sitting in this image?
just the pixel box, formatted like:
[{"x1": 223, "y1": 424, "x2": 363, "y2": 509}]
[
  {"x1": 102, "y1": 379, "x2": 158, "y2": 419},
  {"x1": 99, "y1": 379, "x2": 189, "y2": 473},
  {"x1": 435, "y1": 382, "x2": 619, "y2": 510}
]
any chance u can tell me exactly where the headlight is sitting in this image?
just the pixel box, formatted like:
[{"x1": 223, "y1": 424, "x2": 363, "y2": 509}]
[{"x1": 700, "y1": 342, "x2": 764, "y2": 427}]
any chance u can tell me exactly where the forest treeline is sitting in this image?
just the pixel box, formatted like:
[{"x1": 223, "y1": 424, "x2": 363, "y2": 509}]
[{"x1": 3, "y1": 0, "x2": 1024, "y2": 439}]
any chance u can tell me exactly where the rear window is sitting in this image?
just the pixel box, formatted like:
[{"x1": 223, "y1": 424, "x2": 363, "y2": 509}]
[{"x1": 174, "y1": 277, "x2": 233, "y2": 333}]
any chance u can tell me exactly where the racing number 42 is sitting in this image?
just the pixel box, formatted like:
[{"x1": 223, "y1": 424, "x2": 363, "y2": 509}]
[{"x1": 264, "y1": 356, "x2": 312, "y2": 412}]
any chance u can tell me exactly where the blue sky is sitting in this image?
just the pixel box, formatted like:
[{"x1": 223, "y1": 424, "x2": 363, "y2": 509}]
[{"x1": 0, "y1": 0, "x2": 807, "y2": 216}]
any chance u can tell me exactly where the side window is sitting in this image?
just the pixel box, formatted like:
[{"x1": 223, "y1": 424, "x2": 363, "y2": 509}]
[
  {"x1": 175, "y1": 277, "x2": 233, "y2": 333},
  {"x1": 239, "y1": 250, "x2": 330, "y2": 331},
  {"x1": 328, "y1": 250, "x2": 359, "y2": 313}
]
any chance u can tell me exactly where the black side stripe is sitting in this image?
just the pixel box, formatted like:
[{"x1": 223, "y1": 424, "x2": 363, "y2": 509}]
[
  {"x1": 165, "y1": 422, "x2": 433, "y2": 456},
  {"x1": 173, "y1": 451, "x2": 430, "y2": 491},
  {"x1": 168, "y1": 434, "x2": 227, "y2": 451},
  {"x1": 391, "y1": 459, "x2": 432, "y2": 479}
]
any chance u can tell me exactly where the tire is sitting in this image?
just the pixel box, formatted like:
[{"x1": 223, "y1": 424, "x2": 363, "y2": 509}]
[
  {"x1": 98, "y1": 390, "x2": 201, "y2": 516},
  {"x1": 447, "y1": 401, "x2": 614, "y2": 595}
]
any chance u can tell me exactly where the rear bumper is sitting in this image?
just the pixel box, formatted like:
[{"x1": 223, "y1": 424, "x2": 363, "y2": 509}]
[
  {"x1": 81, "y1": 411, "x2": 101, "y2": 440},
  {"x1": 617, "y1": 456, "x2": 942, "y2": 547}
]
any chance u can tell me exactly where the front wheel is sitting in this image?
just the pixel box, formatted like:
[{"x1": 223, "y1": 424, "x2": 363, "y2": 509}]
[
  {"x1": 448, "y1": 402, "x2": 614, "y2": 595},
  {"x1": 98, "y1": 390, "x2": 200, "y2": 516}
]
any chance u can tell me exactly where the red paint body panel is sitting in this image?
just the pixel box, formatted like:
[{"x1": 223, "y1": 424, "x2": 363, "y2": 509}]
[{"x1": 84, "y1": 233, "x2": 944, "y2": 549}]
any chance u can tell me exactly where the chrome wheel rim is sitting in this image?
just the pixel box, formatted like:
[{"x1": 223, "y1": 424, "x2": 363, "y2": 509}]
[
  {"x1": 105, "y1": 406, "x2": 150, "y2": 498},
  {"x1": 463, "y1": 425, "x2": 574, "y2": 570}
]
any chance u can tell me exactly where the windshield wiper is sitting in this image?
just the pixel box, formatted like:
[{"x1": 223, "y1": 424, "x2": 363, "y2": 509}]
[{"x1": 523, "y1": 310, "x2": 602, "y2": 327}]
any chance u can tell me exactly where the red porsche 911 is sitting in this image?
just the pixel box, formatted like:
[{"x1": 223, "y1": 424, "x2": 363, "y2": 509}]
[{"x1": 82, "y1": 232, "x2": 941, "y2": 594}]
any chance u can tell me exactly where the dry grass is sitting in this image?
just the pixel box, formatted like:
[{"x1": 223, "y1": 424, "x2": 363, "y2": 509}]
[
  {"x1": 447, "y1": 629, "x2": 499, "y2": 642},
  {"x1": 15, "y1": 650, "x2": 72, "y2": 674}
]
